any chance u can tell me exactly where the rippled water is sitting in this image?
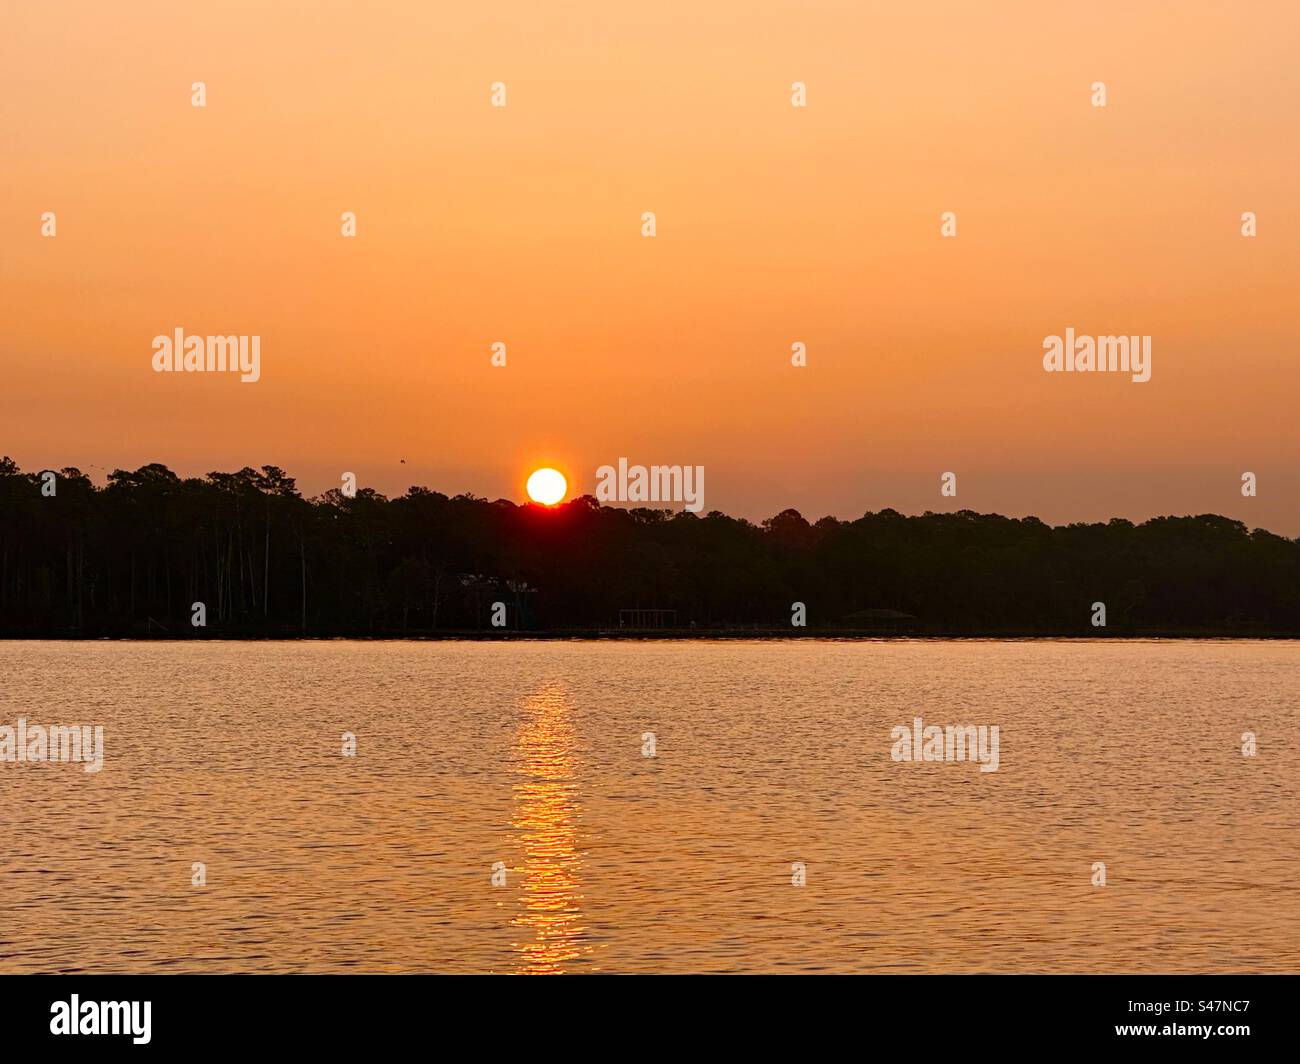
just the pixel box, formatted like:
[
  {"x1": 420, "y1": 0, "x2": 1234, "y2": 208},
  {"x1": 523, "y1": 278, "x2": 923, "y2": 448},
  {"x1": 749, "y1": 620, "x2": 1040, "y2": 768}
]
[{"x1": 1, "y1": 640, "x2": 1296, "y2": 973}]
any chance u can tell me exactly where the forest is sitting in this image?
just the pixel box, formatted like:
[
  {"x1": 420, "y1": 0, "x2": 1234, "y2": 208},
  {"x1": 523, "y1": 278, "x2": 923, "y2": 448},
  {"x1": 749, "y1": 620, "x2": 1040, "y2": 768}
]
[{"x1": 1, "y1": 456, "x2": 1298, "y2": 637}]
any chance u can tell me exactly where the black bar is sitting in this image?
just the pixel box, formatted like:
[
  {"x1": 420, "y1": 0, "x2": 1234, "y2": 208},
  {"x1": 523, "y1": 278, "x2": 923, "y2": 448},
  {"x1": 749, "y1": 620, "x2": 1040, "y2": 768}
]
[{"x1": 3, "y1": 975, "x2": 1292, "y2": 1051}]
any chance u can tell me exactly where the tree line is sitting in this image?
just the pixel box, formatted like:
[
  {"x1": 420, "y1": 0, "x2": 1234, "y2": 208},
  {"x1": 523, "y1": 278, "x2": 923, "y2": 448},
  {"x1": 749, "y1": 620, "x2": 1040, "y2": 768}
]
[{"x1": 1, "y1": 456, "x2": 1298, "y2": 636}]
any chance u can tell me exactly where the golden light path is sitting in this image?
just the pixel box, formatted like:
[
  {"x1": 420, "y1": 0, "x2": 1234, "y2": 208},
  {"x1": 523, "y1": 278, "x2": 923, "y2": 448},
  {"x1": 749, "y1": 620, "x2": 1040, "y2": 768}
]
[{"x1": 510, "y1": 681, "x2": 587, "y2": 973}]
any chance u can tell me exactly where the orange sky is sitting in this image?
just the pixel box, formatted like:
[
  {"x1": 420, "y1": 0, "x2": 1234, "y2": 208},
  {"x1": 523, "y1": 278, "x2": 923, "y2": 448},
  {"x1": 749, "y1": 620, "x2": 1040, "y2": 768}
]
[{"x1": 2, "y1": 1, "x2": 1297, "y2": 530}]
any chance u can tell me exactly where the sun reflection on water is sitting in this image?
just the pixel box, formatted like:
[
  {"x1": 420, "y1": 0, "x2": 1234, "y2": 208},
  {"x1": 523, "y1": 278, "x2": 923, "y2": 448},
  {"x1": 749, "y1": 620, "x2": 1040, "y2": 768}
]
[{"x1": 510, "y1": 681, "x2": 587, "y2": 974}]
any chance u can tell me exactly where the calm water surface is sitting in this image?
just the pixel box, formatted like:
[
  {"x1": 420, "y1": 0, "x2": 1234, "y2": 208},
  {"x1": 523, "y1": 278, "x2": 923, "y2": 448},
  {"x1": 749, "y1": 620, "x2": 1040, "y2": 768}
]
[{"x1": 1, "y1": 640, "x2": 1296, "y2": 973}]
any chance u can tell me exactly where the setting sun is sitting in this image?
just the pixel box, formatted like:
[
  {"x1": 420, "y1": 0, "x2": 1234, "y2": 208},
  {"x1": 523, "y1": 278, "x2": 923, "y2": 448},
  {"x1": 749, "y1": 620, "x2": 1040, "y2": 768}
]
[{"x1": 526, "y1": 468, "x2": 567, "y2": 506}]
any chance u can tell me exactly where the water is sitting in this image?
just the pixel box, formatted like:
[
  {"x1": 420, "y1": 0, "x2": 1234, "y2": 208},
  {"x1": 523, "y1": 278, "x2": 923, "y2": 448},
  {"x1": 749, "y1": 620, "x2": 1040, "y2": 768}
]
[{"x1": 1, "y1": 639, "x2": 1296, "y2": 973}]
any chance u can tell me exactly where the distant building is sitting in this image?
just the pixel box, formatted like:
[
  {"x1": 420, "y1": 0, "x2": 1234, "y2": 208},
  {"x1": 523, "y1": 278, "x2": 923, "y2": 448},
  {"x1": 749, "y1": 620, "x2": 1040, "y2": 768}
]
[
  {"x1": 619, "y1": 608, "x2": 677, "y2": 629},
  {"x1": 842, "y1": 608, "x2": 919, "y2": 632}
]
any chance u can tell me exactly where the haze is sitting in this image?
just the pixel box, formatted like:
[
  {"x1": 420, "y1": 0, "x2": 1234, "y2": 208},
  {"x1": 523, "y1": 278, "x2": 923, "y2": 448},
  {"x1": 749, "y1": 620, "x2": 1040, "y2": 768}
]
[{"x1": 2, "y1": 1, "x2": 1297, "y2": 530}]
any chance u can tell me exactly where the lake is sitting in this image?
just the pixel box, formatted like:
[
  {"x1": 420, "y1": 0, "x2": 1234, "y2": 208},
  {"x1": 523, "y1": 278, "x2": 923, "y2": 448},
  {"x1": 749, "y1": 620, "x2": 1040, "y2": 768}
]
[{"x1": 1, "y1": 639, "x2": 1296, "y2": 973}]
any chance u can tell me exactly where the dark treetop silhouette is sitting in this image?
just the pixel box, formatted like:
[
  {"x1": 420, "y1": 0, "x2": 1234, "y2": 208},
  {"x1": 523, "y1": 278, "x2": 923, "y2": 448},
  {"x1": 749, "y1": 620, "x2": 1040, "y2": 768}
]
[{"x1": 1, "y1": 457, "x2": 1297, "y2": 638}]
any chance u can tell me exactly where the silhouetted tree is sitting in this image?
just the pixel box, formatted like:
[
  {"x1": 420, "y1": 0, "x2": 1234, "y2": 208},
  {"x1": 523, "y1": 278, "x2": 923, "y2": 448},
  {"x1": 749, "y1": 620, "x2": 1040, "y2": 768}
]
[{"x1": 1, "y1": 456, "x2": 1297, "y2": 636}]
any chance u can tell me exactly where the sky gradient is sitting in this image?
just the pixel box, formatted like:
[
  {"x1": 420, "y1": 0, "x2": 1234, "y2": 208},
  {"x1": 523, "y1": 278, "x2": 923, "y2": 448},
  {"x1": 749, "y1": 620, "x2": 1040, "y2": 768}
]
[{"x1": 2, "y1": 1, "x2": 1297, "y2": 529}]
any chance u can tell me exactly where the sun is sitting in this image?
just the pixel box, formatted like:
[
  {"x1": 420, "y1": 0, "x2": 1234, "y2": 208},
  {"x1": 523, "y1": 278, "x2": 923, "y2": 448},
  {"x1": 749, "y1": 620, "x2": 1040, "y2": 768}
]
[{"x1": 526, "y1": 467, "x2": 567, "y2": 506}]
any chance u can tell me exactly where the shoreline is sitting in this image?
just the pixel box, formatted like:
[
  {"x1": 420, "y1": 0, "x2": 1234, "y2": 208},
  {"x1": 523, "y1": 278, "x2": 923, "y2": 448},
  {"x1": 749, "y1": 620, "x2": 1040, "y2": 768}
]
[{"x1": 4, "y1": 629, "x2": 1299, "y2": 642}]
